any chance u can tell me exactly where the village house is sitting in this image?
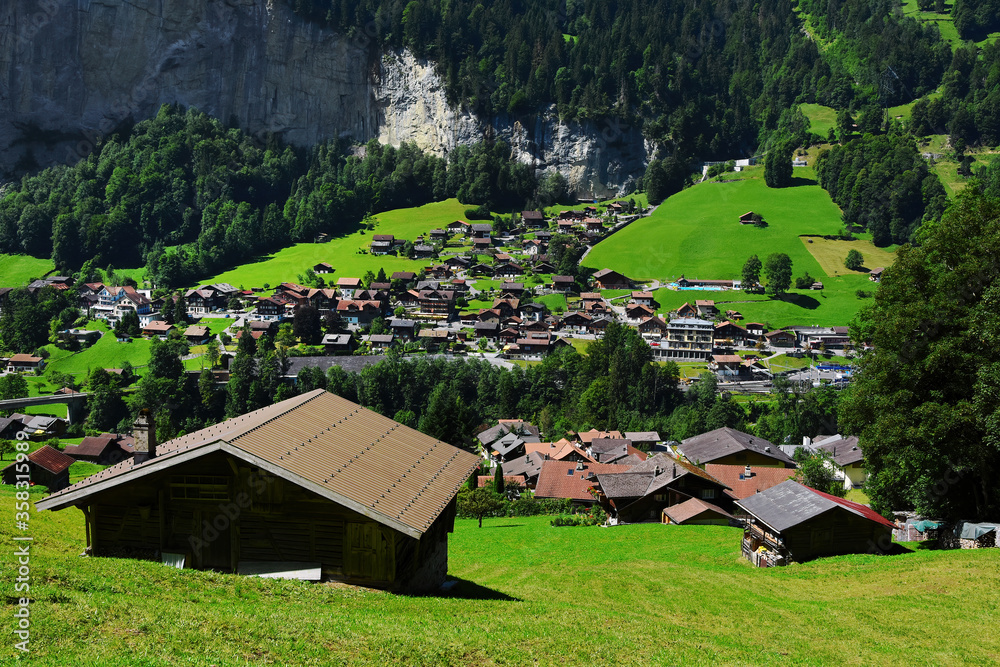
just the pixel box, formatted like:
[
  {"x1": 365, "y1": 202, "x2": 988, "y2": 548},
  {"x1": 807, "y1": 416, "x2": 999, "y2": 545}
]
[
  {"x1": 551, "y1": 275, "x2": 576, "y2": 292},
  {"x1": 473, "y1": 321, "x2": 500, "y2": 340},
  {"x1": 591, "y1": 268, "x2": 633, "y2": 290},
  {"x1": 362, "y1": 334, "x2": 396, "y2": 353},
  {"x1": 471, "y1": 223, "x2": 492, "y2": 239},
  {"x1": 764, "y1": 329, "x2": 797, "y2": 348},
  {"x1": 446, "y1": 220, "x2": 471, "y2": 234},
  {"x1": 7, "y1": 354, "x2": 45, "y2": 373},
  {"x1": 2, "y1": 445, "x2": 74, "y2": 491},
  {"x1": 675, "y1": 302, "x2": 697, "y2": 318},
  {"x1": 593, "y1": 453, "x2": 733, "y2": 523},
  {"x1": 413, "y1": 244, "x2": 436, "y2": 260},
  {"x1": 313, "y1": 262, "x2": 334, "y2": 274},
  {"x1": 695, "y1": 300, "x2": 718, "y2": 318},
  {"x1": 322, "y1": 333, "x2": 355, "y2": 355},
  {"x1": 534, "y1": 460, "x2": 633, "y2": 506},
  {"x1": 370, "y1": 234, "x2": 395, "y2": 255},
  {"x1": 255, "y1": 297, "x2": 284, "y2": 321},
  {"x1": 35, "y1": 392, "x2": 480, "y2": 591},
  {"x1": 141, "y1": 320, "x2": 174, "y2": 338},
  {"x1": 521, "y1": 210, "x2": 546, "y2": 228},
  {"x1": 336, "y1": 300, "x2": 383, "y2": 327},
  {"x1": 495, "y1": 452, "x2": 546, "y2": 489},
  {"x1": 63, "y1": 434, "x2": 135, "y2": 465},
  {"x1": 704, "y1": 464, "x2": 796, "y2": 501},
  {"x1": 869, "y1": 267, "x2": 884, "y2": 282},
  {"x1": 678, "y1": 427, "x2": 797, "y2": 468},
  {"x1": 631, "y1": 291, "x2": 655, "y2": 307},
  {"x1": 429, "y1": 229, "x2": 447, "y2": 242},
  {"x1": 388, "y1": 319, "x2": 419, "y2": 341},
  {"x1": 710, "y1": 354, "x2": 746, "y2": 378},
  {"x1": 390, "y1": 271, "x2": 416, "y2": 286},
  {"x1": 625, "y1": 303, "x2": 655, "y2": 323},
  {"x1": 815, "y1": 435, "x2": 867, "y2": 490},
  {"x1": 184, "y1": 325, "x2": 211, "y2": 345},
  {"x1": 336, "y1": 278, "x2": 363, "y2": 299},
  {"x1": 714, "y1": 321, "x2": 748, "y2": 346},
  {"x1": 560, "y1": 311, "x2": 592, "y2": 333},
  {"x1": 737, "y1": 480, "x2": 895, "y2": 566}
]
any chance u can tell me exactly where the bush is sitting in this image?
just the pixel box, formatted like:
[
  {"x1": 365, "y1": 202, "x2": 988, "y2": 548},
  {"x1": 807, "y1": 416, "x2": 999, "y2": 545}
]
[
  {"x1": 856, "y1": 289, "x2": 873, "y2": 299},
  {"x1": 550, "y1": 506, "x2": 608, "y2": 527},
  {"x1": 465, "y1": 204, "x2": 492, "y2": 220},
  {"x1": 794, "y1": 272, "x2": 815, "y2": 289}
]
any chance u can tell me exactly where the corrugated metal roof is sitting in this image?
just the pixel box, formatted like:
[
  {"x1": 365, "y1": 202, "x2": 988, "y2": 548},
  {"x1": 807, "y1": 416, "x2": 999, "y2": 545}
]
[
  {"x1": 35, "y1": 390, "x2": 480, "y2": 538},
  {"x1": 735, "y1": 480, "x2": 894, "y2": 532}
]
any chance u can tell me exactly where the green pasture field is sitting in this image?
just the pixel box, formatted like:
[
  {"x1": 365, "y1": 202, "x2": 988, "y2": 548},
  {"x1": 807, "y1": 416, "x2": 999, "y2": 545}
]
[
  {"x1": 40, "y1": 332, "x2": 154, "y2": 381},
  {"x1": 200, "y1": 199, "x2": 474, "y2": 289},
  {"x1": 0, "y1": 253, "x2": 56, "y2": 286},
  {"x1": 6, "y1": 497, "x2": 998, "y2": 666},
  {"x1": 899, "y1": 0, "x2": 1000, "y2": 48},
  {"x1": 799, "y1": 103, "x2": 838, "y2": 137},
  {"x1": 584, "y1": 174, "x2": 883, "y2": 326}
]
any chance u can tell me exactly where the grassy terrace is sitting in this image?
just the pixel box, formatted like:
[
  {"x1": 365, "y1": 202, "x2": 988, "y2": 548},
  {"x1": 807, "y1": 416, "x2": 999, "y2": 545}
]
[
  {"x1": 6, "y1": 496, "x2": 998, "y2": 666},
  {"x1": 585, "y1": 169, "x2": 881, "y2": 326},
  {"x1": 201, "y1": 199, "x2": 474, "y2": 288},
  {"x1": 0, "y1": 253, "x2": 56, "y2": 285}
]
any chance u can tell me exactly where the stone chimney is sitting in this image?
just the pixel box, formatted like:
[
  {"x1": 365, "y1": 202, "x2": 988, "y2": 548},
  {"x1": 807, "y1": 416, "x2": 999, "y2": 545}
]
[{"x1": 132, "y1": 409, "x2": 156, "y2": 464}]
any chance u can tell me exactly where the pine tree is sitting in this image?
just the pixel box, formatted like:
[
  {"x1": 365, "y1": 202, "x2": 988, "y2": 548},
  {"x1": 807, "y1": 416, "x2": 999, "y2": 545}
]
[{"x1": 493, "y1": 462, "x2": 505, "y2": 495}]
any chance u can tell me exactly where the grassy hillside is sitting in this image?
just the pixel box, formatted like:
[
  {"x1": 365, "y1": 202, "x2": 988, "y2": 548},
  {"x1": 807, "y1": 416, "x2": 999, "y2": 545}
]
[
  {"x1": 6, "y1": 494, "x2": 999, "y2": 666},
  {"x1": 0, "y1": 253, "x2": 56, "y2": 286},
  {"x1": 799, "y1": 103, "x2": 838, "y2": 137},
  {"x1": 584, "y1": 171, "x2": 877, "y2": 325},
  {"x1": 201, "y1": 199, "x2": 474, "y2": 288},
  {"x1": 899, "y1": 0, "x2": 1000, "y2": 48}
]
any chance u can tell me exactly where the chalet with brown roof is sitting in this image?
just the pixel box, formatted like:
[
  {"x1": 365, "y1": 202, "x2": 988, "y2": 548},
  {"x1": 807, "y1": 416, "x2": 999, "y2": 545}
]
[
  {"x1": 675, "y1": 302, "x2": 697, "y2": 318},
  {"x1": 446, "y1": 220, "x2": 471, "y2": 234},
  {"x1": 631, "y1": 291, "x2": 655, "y2": 307},
  {"x1": 2, "y1": 444, "x2": 75, "y2": 490},
  {"x1": 370, "y1": 234, "x2": 395, "y2": 255},
  {"x1": 336, "y1": 277, "x2": 363, "y2": 298},
  {"x1": 764, "y1": 329, "x2": 796, "y2": 347},
  {"x1": 714, "y1": 321, "x2": 748, "y2": 345},
  {"x1": 429, "y1": 229, "x2": 447, "y2": 242},
  {"x1": 256, "y1": 297, "x2": 284, "y2": 320},
  {"x1": 552, "y1": 275, "x2": 576, "y2": 292},
  {"x1": 577, "y1": 429, "x2": 623, "y2": 445},
  {"x1": 625, "y1": 303, "x2": 654, "y2": 322},
  {"x1": 471, "y1": 223, "x2": 492, "y2": 238},
  {"x1": 679, "y1": 427, "x2": 796, "y2": 468},
  {"x1": 521, "y1": 210, "x2": 546, "y2": 227},
  {"x1": 588, "y1": 316, "x2": 612, "y2": 336},
  {"x1": 35, "y1": 390, "x2": 480, "y2": 592},
  {"x1": 560, "y1": 311, "x2": 592, "y2": 332},
  {"x1": 593, "y1": 453, "x2": 732, "y2": 522},
  {"x1": 63, "y1": 434, "x2": 135, "y2": 465},
  {"x1": 313, "y1": 262, "x2": 334, "y2": 274},
  {"x1": 710, "y1": 354, "x2": 745, "y2": 377},
  {"x1": 336, "y1": 300, "x2": 383, "y2": 326},
  {"x1": 390, "y1": 271, "x2": 416, "y2": 284},
  {"x1": 637, "y1": 316, "x2": 668, "y2": 339},
  {"x1": 416, "y1": 290, "x2": 456, "y2": 316},
  {"x1": 494, "y1": 263, "x2": 524, "y2": 279},
  {"x1": 695, "y1": 300, "x2": 718, "y2": 318},
  {"x1": 745, "y1": 322, "x2": 766, "y2": 338},
  {"x1": 591, "y1": 268, "x2": 632, "y2": 290},
  {"x1": 7, "y1": 354, "x2": 45, "y2": 373},
  {"x1": 184, "y1": 325, "x2": 211, "y2": 344},
  {"x1": 141, "y1": 320, "x2": 174, "y2": 337}
]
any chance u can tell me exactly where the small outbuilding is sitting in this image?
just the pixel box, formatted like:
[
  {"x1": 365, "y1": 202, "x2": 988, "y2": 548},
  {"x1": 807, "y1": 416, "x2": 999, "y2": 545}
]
[{"x1": 2, "y1": 445, "x2": 75, "y2": 491}]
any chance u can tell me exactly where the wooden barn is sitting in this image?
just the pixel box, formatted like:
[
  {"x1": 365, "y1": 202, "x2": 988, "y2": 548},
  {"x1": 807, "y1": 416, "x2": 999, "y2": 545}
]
[
  {"x1": 2, "y1": 445, "x2": 75, "y2": 491},
  {"x1": 35, "y1": 390, "x2": 480, "y2": 592},
  {"x1": 736, "y1": 480, "x2": 895, "y2": 566}
]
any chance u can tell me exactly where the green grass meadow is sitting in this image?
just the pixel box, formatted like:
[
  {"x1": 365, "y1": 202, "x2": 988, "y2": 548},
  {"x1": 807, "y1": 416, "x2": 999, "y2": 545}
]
[
  {"x1": 799, "y1": 103, "x2": 837, "y2": 137},
  {"x1": 585, "y1": 172, "x2": 880, "y2": 325},
  {"x1": 202, "y1": 200, "x2": 475, "y2": 288},
  {"x1": 0, "y1": 254, "x2": 56, "y2": 286},
  {"x1": 5, "y1": 496, "x2": 999, "y2": 666}
]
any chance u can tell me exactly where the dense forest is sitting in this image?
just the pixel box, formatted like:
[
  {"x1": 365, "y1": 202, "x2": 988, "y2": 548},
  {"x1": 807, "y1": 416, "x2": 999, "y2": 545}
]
[
  {"x1": 0, "y1": 106, "x2": 535, "y2": 288},
  {"x1": 816, "y1": 133, "x2": 949, "y2": 245},
  {"x1": 289, "y1": 0, "x2": 852, "y2": 161}
]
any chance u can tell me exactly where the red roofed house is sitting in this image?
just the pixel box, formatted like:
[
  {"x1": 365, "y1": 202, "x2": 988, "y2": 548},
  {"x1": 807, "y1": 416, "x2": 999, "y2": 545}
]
[
  {"x1": 2, "y1": 445, "x2": 75, "y2": 491},
  {"x1": 63, "y1": 434, "x2": 135, "y2": 465},
  {"x1": 534, "y1": 460, "x2": 632, "y2": 506},
  {"x1": 704, "y1": 464, "x2": 796, "y2": 500},
  {"x1": 7, "y1": 354, "x2": 44, "y2": 373}
]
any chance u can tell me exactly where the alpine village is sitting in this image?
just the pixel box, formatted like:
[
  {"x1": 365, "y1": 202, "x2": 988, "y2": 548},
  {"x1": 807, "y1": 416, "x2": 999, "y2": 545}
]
[{"x1": 1, "y1": 0, "x2": 998, "y2": 664}]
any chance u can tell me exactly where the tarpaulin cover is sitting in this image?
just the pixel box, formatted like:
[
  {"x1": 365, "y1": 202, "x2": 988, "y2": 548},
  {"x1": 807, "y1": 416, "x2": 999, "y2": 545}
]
[
  {"x1": 912, "y1": 520, "x2": 941, "y2": 532},
  {"x1": 959, "y1": 522, "x2": 999, "y2": 540}
]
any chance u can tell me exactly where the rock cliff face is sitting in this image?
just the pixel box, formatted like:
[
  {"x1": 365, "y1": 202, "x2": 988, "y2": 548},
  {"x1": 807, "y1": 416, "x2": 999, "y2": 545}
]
[{"x1": 0, "y1": 0, "x2": 648, "y2": 195}]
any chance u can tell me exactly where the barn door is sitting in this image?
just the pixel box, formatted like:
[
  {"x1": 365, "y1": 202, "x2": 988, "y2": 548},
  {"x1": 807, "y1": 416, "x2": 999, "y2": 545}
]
[{"x1": 345, "y1": 522, "x2": 395, "y2": 583}]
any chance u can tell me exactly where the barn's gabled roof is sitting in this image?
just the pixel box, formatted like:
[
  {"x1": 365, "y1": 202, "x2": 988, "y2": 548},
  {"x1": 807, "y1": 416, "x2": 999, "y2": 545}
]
[
  {"x1": 679, "y1": 427, "x2": 795, "y2": 466},
  {"x1": 35, "y1": 390, "x2": 480, "y2": 539}
]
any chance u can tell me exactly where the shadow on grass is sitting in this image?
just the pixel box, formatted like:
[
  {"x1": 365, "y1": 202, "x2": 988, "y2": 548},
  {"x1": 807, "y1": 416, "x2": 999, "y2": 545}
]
[
  {"x1": 415, "y1": 577, "x2": 522, "y2": 601},
  {"x1": 789, "y1": 175, "x2": 819, "y2": 187},
  {"x1": 776, "y1": 293, "x2": 821, "y2": 310},
  {"x1": 489, "y1": 524, "x2": 525, "y2": 528}
]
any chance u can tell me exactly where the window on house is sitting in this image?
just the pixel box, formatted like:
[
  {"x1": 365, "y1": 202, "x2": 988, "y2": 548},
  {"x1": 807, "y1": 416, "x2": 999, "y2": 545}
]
[
  {"x1": 170, "y1": 475, "x2": 229, "y2": 501},
  {"x1": 654, "y1": 493, "x2": 667, "y2": 502},
  {"x1": 700, "y1": 489, "x2": 716, "y2": 500}
]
